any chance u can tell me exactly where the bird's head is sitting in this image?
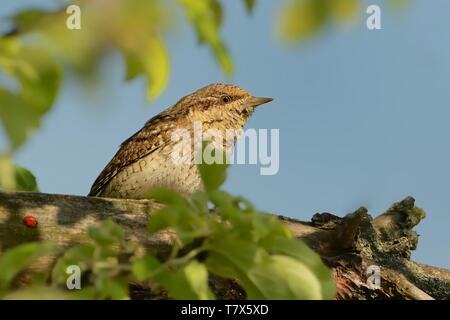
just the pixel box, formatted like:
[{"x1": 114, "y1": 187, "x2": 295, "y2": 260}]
[{"x1": 176, "y1": 83, "x2": 273, "y2": 129}]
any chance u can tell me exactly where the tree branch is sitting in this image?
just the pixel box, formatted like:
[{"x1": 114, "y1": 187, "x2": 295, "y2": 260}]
[{"x1": 0, "y1": 192, "x2": 449, "y2": 299}]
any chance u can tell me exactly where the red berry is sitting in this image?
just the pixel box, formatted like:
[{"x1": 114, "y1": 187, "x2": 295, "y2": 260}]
[{"x1": 23, "y1": 215, "x2": 38, "y2": 228}]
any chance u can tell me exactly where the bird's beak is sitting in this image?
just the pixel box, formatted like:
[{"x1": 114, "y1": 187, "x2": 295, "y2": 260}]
[{"x1": 248, "y1": 96, "x2": 273, "y2": 108}]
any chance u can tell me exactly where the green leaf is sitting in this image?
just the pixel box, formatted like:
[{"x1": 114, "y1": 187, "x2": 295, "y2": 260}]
[
  {"x1": 97, "y1": 276, "x2": 130, "y2": 300},
  {"x1": 0, "y1": 156, "x2": 39, "y2": 192},
  {"x1": 51, "y1": 244, "x2": 95, "y2": 285},
  {"x1": 147, "y1": 187, "x2": 189, "y2": 207},
  {"x1": 180, "y1": 0, "x2": 233, "y2": 74},
  {"x1": 243, "y1": 0, "x2": 256, "y2": 13},
  {"x1": 154, "y1": 261, "x2": 214, "y2": 299},
  {"x1": 205, "y1": 238, "x2": 269, "y2": 298},
  {"x1": 147, "y1": 188, "x2": 211, "y2": 244},
  {"x1": 278, "y1": 0, "x2": 361, "y2": 43},
  {"x1": 0, "y1": 242, "x2": 58, "y2": 290},
  {"x1": 88, "y1": 219, "x2": 124, "y2": 247},
  {"x1": 205, "y1": 237, "x2": 327, "y2": 299},
  {"x1": 189, "y1": 191, "x2": 209, "y2": 214},
  {"x1": 268, "y1": 237, "x2": 336, "y2": 299},
  {"x1": 123, "y1": 38, "x2": 170, "y2": 99},
  {"x1": 182, "y1": 260, "x2": 215, "y2": 299},
  {"x1": 277, "y1": 0, "x2": 328, "y2": 42},
  {"x1": 251, "y1": 212, "x2": 291, "y2": 243},
  {"x1": 18, "y1": 47, "x2": 62, "y2": 113},
  {"x1": 0, "y1": 39, "x2": 61, "y2": 151},
  {"x1": 198, "y1": 148, "x2": 228, "y2": 191},
  {"x1": 252, "y1": 254, "x2": 323, "y2": 299},
  {"x1": 132, "y1": 255, "x2": 161, "y2": 281},
  {"x1": 14, "y1": 164, "x2": 39, "y2": 192},
  {"x1": 208, "y1": 189, "x2": 234, "y2": 208},
  {"x1": 148, "y1": 206, "x2": 181, "y2": 233},
  {"x1": 209, "y1": 191, "x2": 262, "y2": 236},
  {"x1": 331, "y1": 0, "x2": 360, "y2": 21},
  {"x1": 12, "y1": 9, "x2": 55, "y2": 34},
  {"x1": 0, "y1": 41, "x2": 61, "y2": 115},
  {"x1": 124, "y1": 53, "x2": 141, "y2": 81},
  {"x1": 0, "y1": 89, "x2": 41, "y2": 151},
  {"x1": 147, "y1": 188, "x2": 212, "y2": 243},
  {"x1": 128, "y1": 38, "x2": 169, "y2": 100},
  {"x1": 0, "y1": 154, "x2": 15, "y2": 191},
  {"x1": 148, "y1": 205, "x2": 211, "y2": 246}
]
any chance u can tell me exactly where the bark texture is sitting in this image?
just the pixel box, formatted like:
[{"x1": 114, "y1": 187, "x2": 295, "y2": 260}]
[{"x1": 0, "y1": 191, "x2": 449, "y2": 300}]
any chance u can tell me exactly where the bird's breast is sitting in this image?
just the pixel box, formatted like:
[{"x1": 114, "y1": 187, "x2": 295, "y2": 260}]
[{"x1": 100, "y1": 149, "x2": 203, "y2": 199}]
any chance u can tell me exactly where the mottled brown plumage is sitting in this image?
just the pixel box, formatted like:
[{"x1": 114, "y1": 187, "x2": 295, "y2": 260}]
[{"x1": 88, "y1": 83, "x2": 272, "y2": 199}]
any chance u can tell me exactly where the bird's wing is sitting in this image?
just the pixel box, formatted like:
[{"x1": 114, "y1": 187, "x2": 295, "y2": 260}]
[{"x1": 88, "y1": 112, "x2": 180, "y2": 197}]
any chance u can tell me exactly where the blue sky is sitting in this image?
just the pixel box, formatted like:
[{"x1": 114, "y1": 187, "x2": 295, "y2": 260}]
[{"x1": 1, "y1": 1, "x2": 449, "y2": 268}]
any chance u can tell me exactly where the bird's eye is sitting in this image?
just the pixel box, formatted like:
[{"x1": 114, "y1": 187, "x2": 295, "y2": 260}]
[{"x1": 222, "y1": 96, "x2": 231, "y2": 103}]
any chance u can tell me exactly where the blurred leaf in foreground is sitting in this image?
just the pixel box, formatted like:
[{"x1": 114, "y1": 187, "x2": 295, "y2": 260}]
[
  {"x1": 0, "y1": 242, "x2": 58, "y2": 291},
  {"x1": 277, "y1": 0, "x2": 360, "y2": 42},
  {"x1": 0, "y1": 155, "x2": 39, "y2": 192},
  {"x1": 145, "y1": 144, "x2": 335, "y2": 299},
  {"x1": 154, "y1": 261, "x2": 215, "y2": 300},
  {"x1": 14, "y1": 164, "x2": 39, "y2": 192},
  {"x1": 9, "y1": 0, "x2": 169, "y2": 100},
  {"x1": 198, "y1": 146, "x2": 228, "y2": 191},
  {"x1": 0, "y1": 148, "x2": 335, "y2": 299},
  {"x1": 243, "y1": 0, "x2": 257, "y2": 13},
  {"x1": 180, "y1": 0, "x2": 233, "y2": 74},
  {"x1": 0, "y1": 154, "x2": 15, "y2": 191},
  {"x1": 0, "y1": 38, "x2": 61, "y2": 151}
]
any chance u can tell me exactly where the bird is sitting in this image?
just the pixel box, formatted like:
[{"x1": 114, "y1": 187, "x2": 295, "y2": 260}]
[{"x1": 88, "y1": 83, "x2": 273, "y2": 199}]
